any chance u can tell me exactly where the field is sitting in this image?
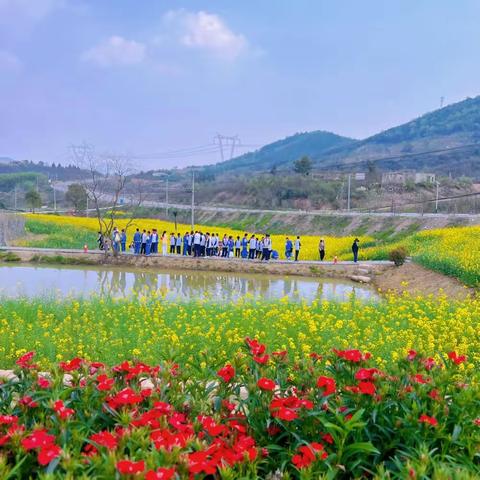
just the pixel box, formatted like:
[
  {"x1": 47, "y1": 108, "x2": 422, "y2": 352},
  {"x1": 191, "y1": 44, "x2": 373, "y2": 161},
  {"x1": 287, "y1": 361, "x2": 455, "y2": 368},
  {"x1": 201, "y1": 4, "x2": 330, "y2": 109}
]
[
  {"x1": 19, "y1": 213, "x2": 480, "y2": 286},
  {"x1": 0, "y1": 296, "x2": 479, "y2": 478}
]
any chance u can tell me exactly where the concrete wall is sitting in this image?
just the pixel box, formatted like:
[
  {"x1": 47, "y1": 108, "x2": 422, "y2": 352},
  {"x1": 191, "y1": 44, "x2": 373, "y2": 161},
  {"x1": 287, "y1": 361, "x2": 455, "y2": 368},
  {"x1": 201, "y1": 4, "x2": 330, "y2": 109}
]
[{"x1": 0, "y1": 213, "x2": 25, "y2": 246}]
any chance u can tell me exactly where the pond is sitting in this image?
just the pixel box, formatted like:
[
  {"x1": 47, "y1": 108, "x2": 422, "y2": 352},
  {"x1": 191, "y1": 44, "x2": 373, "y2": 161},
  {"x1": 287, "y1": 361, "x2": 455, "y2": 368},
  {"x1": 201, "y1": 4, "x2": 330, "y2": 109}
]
[{"x1": 0, "y1": 263, "x2": 379, "y2": 302}]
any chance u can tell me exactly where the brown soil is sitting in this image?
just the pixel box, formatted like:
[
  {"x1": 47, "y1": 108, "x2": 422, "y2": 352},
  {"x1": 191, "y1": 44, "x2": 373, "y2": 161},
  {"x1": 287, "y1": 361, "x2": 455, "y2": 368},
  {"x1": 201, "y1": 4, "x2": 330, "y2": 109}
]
[{"x1": 373, "y1": 262, "x2": 474, "y2": 299}]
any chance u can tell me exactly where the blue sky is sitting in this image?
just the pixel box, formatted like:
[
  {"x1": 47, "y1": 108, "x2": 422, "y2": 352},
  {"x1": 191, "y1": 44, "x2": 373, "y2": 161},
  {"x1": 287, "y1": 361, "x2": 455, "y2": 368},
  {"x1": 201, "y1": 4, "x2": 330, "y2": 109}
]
[{"x1": 1, "y1": 0, "x2": 479, "y2": 168}]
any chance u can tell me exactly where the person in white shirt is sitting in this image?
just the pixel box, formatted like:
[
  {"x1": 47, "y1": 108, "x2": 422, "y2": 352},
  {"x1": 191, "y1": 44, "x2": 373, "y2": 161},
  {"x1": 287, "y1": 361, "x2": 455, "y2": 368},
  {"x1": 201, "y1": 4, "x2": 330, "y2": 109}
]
[
  {"x1": 262, "y1": 234, "x2": 272, "y2": 261},
  {"x1": 169, "y1": 233, "x2": 176, "y2": 254},
  {"x1": 235, "y1": 236, "x2": 241, "y2": 258},
  {"x1": 193, "y1": 231, "x2": 201, "y2": 257},
  {"x1": 249, "y1": 235, "x2": 257, "y2": 260},
  {"x1": 294, "y1": 236, "x2": 301, "y2": 261}
]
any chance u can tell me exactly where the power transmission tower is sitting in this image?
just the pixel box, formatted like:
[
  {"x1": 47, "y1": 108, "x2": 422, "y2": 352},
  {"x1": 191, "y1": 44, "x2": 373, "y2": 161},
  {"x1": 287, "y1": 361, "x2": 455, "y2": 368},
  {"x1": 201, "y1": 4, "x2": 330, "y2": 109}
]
[
  {"x1": 214, "y1": 134, "x2": 240, "y2": 161},
  {"x1": 191, "y1": 169, "x2": 195, "y2": 231},
  {"x1": 440, "y1": 96, "x2": 445, "y2": 108},
  {"x1": 347, "y1": 174, "x2": 351, "y2": 211}
]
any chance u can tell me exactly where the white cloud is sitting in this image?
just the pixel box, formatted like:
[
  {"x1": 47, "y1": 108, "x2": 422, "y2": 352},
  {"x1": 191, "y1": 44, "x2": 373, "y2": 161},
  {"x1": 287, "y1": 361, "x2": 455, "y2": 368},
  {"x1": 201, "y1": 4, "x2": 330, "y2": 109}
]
[
  {"x1": 163, "y1": 9, "x2": 248, "y2": 60},
  {"x1": 82, "y1": 36, "x2": 146, "y2": 67},
  {"x1": 0, "y1": 50, "x2": 21, "y2": 71}
]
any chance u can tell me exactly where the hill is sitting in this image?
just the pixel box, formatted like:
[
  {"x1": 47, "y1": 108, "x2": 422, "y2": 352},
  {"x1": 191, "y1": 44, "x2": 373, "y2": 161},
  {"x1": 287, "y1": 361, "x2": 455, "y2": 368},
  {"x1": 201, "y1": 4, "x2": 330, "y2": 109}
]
[
  {"x1": 203, "y1": 96, "x2": 480, "y2": 178},
  {"x1": 203, "y1": 131, "x2": 355, "y2": 174}
]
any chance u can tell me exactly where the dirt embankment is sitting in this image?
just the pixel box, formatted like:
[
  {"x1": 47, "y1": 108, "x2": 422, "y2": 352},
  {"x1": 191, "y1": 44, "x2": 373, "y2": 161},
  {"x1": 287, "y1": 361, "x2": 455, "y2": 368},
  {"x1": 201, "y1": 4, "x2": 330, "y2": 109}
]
[{"x1": 373, "y1": 262, "x2": 474, "y2": 300}]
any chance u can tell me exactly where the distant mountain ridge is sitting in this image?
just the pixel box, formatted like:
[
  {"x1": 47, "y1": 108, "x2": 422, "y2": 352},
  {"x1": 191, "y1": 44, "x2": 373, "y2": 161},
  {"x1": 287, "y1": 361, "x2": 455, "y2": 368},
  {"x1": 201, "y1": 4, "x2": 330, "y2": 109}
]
[{"x1": 206, "y1": 96, "x2": 480, "y2": 177}]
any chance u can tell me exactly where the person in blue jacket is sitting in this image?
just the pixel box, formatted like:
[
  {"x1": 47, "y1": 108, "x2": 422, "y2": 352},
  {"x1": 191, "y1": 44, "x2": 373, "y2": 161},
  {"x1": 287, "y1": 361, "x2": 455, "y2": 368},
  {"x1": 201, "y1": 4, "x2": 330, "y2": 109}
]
[
  {"x1": 145, "y1": 231, "x2": 152, "y2": 256},
  {"x1": 120, "y1": 229, "x2": 127, "y2": 252},
  {"x1": 241, "y1": 233, "x2": 249, "y2": 258},
  {"x1": 228, "y1": 236, "x2": 235, "y2": 257},
  {"x1": 133, "y1": 228, "x2": 142, "y2": 255},
  {"x1": 285, "y1": 237, "x2": 293, "y2": 260}
]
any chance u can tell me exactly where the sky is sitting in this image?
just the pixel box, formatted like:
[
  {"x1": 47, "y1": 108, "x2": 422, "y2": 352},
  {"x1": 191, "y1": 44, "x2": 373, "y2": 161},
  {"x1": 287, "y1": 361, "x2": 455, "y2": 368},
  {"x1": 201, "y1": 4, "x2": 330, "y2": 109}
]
[{"x1": 1, "y1": 0, "x2": 480, "y2": 169}]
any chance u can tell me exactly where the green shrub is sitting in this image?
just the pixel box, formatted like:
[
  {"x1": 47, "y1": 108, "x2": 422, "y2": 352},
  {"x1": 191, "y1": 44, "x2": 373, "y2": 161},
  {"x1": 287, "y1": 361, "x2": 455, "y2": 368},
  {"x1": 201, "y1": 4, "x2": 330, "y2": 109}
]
[{"x1": 388, "y1": 246, "x2": 408, "y2": 266}]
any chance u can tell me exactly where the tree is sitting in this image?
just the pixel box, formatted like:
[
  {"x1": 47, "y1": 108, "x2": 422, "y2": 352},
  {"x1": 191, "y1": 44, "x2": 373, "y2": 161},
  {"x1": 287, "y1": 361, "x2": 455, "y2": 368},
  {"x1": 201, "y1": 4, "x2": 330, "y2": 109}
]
[
  {"x1": 65, "y1": 183, "x2": 88, "y2": 212},
  {"x1": 25, "y1": 189, "x2": 41, "y2": 212},
  {"x1": 70, "y1": 143, "x2": 145, "y2": 256},
  {"x1": 293, "y1": 156, "x2": 313, "y2": 176}
]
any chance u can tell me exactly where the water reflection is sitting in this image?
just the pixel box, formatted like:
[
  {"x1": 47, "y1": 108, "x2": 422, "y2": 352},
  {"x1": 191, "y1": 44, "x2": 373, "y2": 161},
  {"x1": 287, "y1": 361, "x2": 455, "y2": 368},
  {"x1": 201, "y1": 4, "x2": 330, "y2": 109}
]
[{"x1": 0, "y1": 263, "x2": 378, "y2": 303}]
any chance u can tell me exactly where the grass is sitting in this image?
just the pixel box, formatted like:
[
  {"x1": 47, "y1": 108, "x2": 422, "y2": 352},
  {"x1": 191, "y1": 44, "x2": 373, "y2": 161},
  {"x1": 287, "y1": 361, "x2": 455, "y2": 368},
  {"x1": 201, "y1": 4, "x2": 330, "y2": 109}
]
[
  {"x1": 0, "y1": 251, "x2": 21, "y2": 262},
  {"x1": 29, "y1": 254, "x2": 97, "y2": 266}
]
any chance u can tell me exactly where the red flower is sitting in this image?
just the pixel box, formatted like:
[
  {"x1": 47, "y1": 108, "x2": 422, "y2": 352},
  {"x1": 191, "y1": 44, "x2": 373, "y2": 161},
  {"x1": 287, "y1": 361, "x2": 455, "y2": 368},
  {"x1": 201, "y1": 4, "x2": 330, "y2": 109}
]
[
  {"x1": 407, "y1": 350, "x2": 417, "y2": 361},
  {"x1": 292, "y1": 442, "x2": 327, "y2": 469},
  {"x1": 419, "y1": 414, "x2": 438, "y2": 426},
  {"x1": 316, "y1": 376, "x2": 336, "y2": 396},
  {"x1": 245, "y1": 337, "x2": 266, "y2": 355},
  {"x1": 217, "y1": 364, "x2": 235, "y2": 382},
  {"x1": 412, "y1": 374, "x2": 431, "y2": 384},
  {"x1": 108, "y1": 388, "x2": 143, "y2": 408},
  {"x1": 474, "y1": 418, "x2": 480, "y2": 426},
  {"x1": 89, "y1": 431, "x2": 118, "y2": 450},
  {"x1": 333, "y1": 348, "x2": 369, "y2": 362},
  {"x1": 59, "y1": 357, "x2": 83, "y2": 372},
  {"x1": 37, "y1": 377, "x2": 51, "y2": 389},
  {"x1": 53, "y1": 400, "x2": 75, "y2": 420},
  {"x1": 272, "y1": 350, "x2": 288, "y2": 359},
  {"x1": 19, "y1": 395, "x2": 38, "y2": 408},
  {"x1": 428, "y1": 389, "x2": 441, "y2": 401},
  {"x1": 22, "y1": 429, "x2": 56, "y2": 450},
  {"x1": 272, "y1": 407, "x2": 298, "y2": 421},
  {"x1": 355, "y1": 368, "x2": 380, "y2": 381},
  {"x1": 116, "y1": 460, "x2": 145, "y2": 475},
  {"x1": 145, "y1": 467, "x2": 176, "y2": 480},
  {"x1": 16, "y1": 351, "x2": 37, "y2": 369},
  {"x1": 188, "y1": 450, "x2": 217, "y2": 475},
  {"x1": 358, "y1": 381, "x2": 376, "y2": 395},
  {"x1": 448, "y1": 351, "x2": 466, "y2": 365},
  {"x1": 322, "y1": 432, "x2": 334, "y2": 444},
  {"x1": 37, "y1": 444, "x2": 61, "y2": 466},
  {"x1": 97, "y1": 374, "x2": 115, "y2": 391},
  {"x1": 0, "y1": 415, "x2": 18, "y2": 425},
  {"x1": 257, "y1": 377, "x2": 276, "y2": 391},
  {"x1": 253, "y1": 354, "x2": 270, "y2": 364}
]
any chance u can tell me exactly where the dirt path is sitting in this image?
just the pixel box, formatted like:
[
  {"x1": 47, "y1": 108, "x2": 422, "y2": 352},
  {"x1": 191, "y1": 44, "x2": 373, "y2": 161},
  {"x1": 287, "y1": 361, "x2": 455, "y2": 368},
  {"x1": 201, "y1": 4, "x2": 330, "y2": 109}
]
[{"x1": 373, "y1": 262, "x2": 474, "y2": 299}]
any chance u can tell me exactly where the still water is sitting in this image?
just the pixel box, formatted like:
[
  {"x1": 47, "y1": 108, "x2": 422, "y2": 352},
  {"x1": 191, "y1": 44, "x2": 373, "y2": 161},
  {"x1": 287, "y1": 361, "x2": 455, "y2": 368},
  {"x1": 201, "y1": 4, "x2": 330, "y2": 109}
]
[{"x1": 0, "y1": 263, "x2": 378, "y2": 302}]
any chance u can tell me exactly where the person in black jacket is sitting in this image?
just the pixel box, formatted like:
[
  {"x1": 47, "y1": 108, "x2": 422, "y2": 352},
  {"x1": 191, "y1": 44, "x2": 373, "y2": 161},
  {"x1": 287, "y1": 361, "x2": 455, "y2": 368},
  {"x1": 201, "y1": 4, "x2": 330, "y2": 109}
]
[{"x1": 352, "y1": 238, "x2": 359, "y2": 263}]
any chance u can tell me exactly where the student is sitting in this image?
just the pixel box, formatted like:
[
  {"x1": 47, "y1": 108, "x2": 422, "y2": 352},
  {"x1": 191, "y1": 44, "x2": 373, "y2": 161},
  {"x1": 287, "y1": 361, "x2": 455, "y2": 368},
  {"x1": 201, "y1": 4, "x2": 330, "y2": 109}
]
[
  {"x1": 285, "y1": 237, "x2": 293, "y2": 260},
  {"x1": 140, "y1": 230, "x2": 147, "y2": 255},
  {"x1": 120, "y1": 229, "x2": 127, "y2": 252},
  {"x1": 188, "y1": 231, "x2": 194, "y2": 256},
  {"x1": 112, "y1": 228, "x2": 121, "y2": 253},
  {"x1": 193, "y1": 231, "x2": 201, "y2": 257},
  {"x1": 228, "y1": 236, "x2": 234, "y2": 257},
  {"x1": 145, "y1": 231, "x2": 152, "y2": 256},
  {"x1": 133, "y1": 229, "x2": 141, "y2": 254},
  {"x1": 214, "y1": 233, "x2": 220, "y2": 256},
  {"x1": 256, "y1": 237, "x2": 263, "y2": 259},
  {"x1": 222, "y1": 235, "x2": 228, "y2": 258},
  {"x1": 241, "y1": 233, "x2": 249, "y2": 258},
  {"x1": 161, "y1": 231, "x2": 168, "y2": 256},
  {"x1": 183, "y1": 232, "x2": 190, "y2": 256},
  {"x1": 294, "y1": 236, "x2": 301, "y2": 261},
  {"x1": 352, "y1": 238, "x2": 360, "y2": 263},
  {"x1": 176, "y1": 233, "x2": 182, "y2": 254},
  {"x1": 265, "y1": 234, "x2": 273, "y2": 261},
  {"x1": 169, "y1": 233, "x2": 176, "y2": 254},
  {"x1": 249, "y1": 235, "x2": 257, "y2": 260},
  {"x1": 150, "y1": 229, "x2": 158, "y2": 254},
  {"x1": 200, "y1": 232, "x2": 206, "y2": 256},
  {"x1": 235, "y1": 236, "x2": 241, "y2": 257},
  {"x1": 129, "y1": 242, "x2": 135, "y2": 254},
  {"x1": 97, "y1": 231, "x2": 104, "y2": 251},
  {"x1": 319, "y1": 238, "x2": 326, "y2": 261}
]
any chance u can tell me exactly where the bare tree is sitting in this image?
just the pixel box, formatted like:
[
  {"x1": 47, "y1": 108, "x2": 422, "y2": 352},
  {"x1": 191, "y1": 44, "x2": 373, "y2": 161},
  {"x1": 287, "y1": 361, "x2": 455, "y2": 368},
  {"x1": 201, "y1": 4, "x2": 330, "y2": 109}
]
[{"x1": 70, "y1": 142, "x2": 145, "y2": 256}]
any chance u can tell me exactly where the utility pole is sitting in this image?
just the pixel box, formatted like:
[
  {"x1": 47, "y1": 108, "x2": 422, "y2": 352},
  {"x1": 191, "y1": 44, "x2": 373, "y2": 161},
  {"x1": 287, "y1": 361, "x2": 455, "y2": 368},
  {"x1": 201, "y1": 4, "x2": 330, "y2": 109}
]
[
  {"x1": 165, "y1": 178, "x2": 169, "y2": 218},
  {"x1": 440, "y1": 96, "x2": 445, "y2": 108},
  {"x1": 347, "y1": 174, "x2": 351, "y2": 211},
  {"x1": 86, "y1": 196, "x2": 89, "y2": 217},
  {"x1": 52, "y1": 175, "x2": 57, "y2": 212},
  {"x1": 191, "y1": 169, "x2": 195, "y2": 231},
  {"x1": 14, "y1": 186, "x2": 17, "y2": 210},
  {"x1": 435, "y1": 181, "x2": 440, "y2": 213}
]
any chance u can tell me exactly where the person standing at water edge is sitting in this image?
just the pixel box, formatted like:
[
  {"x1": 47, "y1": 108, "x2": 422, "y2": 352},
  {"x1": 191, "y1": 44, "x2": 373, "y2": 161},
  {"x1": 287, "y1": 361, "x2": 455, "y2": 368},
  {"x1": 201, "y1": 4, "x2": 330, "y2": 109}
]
[
  {"x1": 285, "y1": 237, "x2": 293, "y2": 260},
  {"x1": 294, "y1": 236, "x2": 301, "y2": 261},
  {"x1": 112, "y1": 228, "x2": 121, "y2": 253},
  {"x1": 120, "y1": 229, "x2": 127, "y2": 253},
  {"x1": 140, "y1": 230, "x2": 147, "y2": 255},
  {"x1": 176, "y1": 233, "x2": 182, "y2": 255},
  {"x1": 169, "y1": 233, "x2": 176, "y2": 254},
  {"x1": 352, "y1": 238, "x2": 360, "y2": 263},
  {"x1": 249, "y1": 235, "x2": 256, "y2": 259},
  {"x1": 145, "y1": 231, "x2": 152, "y2": 256},
  {"x1": 193, "y1": 231, "x2": 201, "y2": 257},
  {"x1": 235, "y1": 236, "x2": 241, "y2": 257},
  {"x1": 151, "y1": 229, "x2": 158, "y2": 254},
  {"x1": 183, "y1": 232, "x2": 190, "y2": 256},
  {"x1": 133, "y1": 228, "x2": 141, "y2": 254},
  {"x1": 97, "y1": 231, "x2": 104, "y2": 251},
  {"x1": 319, "y1": 238, "x2": 326, "y2": 261},
  {"x1": 161, "y1": 231, "x2": 168, "y2": 256}
]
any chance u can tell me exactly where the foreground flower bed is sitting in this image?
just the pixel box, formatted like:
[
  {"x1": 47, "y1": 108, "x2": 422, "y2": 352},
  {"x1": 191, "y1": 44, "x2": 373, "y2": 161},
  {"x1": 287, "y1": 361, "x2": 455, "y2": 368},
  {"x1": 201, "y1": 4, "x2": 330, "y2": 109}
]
[{"x1": 1, "y1": 341, "x2": 479, "y2": 478}]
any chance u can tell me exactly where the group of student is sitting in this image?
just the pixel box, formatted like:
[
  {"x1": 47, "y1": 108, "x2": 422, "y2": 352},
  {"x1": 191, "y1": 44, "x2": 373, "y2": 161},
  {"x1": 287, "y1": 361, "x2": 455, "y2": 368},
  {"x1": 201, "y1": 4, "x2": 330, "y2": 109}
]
[{"x1": 99, "y1": 228, "x2": 361, "y2": 262}]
